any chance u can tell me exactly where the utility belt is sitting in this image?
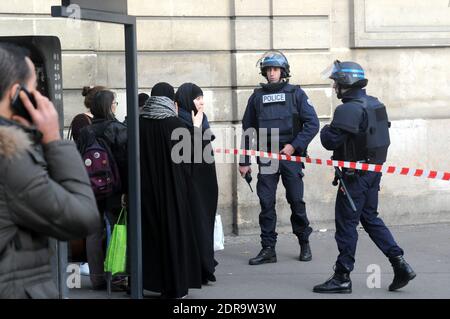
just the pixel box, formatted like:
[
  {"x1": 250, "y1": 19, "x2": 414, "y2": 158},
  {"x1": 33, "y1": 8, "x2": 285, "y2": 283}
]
[
  {"x1": 334, "y1": 159, "x2": 368, "y2": 184},
  {"x1": 282, "y1": 143, "x2": 307, "y2": 169},
  {"x1": 342, "y1": 167, "x2": 367, "y2": 177}
]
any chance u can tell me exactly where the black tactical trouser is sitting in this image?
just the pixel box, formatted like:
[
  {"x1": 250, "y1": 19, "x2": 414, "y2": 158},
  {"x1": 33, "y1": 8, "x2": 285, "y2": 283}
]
[
  {"x1": 334, "y1": 171, "x2": 404, "y2": 273},
  {"x1": 257, "y1": 160, "x2": 313, "y2": 248}
]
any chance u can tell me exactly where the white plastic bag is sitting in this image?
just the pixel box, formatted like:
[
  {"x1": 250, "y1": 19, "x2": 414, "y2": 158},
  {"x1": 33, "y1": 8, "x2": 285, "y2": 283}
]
[{"x1": 213, "y1": 214, "x2": 224, "y2": 251}]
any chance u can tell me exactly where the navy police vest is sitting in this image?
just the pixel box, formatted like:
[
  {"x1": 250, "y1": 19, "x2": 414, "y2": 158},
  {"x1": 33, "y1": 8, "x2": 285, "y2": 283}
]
[
  {"x1": 331, "y1": 95, "x2": 390, "y2": 164},
  {"x1": 254, "y1": 83, "x2": 300, "y2": 149}
]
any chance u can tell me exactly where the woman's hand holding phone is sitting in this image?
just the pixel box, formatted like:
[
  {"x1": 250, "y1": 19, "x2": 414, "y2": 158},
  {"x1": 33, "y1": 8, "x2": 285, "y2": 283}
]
[{"x1": 12, "y1": 90, "x2": 61, "y2": 144}]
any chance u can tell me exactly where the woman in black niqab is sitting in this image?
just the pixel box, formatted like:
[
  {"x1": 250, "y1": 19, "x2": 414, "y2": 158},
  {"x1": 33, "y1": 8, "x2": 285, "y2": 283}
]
[
  {"x1": 140, "y1": 82, "x2": 203, "y2": 298},
  {"x1": 175, "y1": 83, "x2": 219, "y2": 284}
]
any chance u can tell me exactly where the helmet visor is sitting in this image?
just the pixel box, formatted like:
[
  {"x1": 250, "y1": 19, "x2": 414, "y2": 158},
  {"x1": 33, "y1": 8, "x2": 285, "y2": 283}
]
[{"x1": 320, "y1": 60, "x2": 341, "y2": 80}]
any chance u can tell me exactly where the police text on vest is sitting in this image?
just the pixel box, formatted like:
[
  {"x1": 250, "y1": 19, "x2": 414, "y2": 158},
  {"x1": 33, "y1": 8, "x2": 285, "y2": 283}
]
[{"x1": 262, "y1": 93, "x2": 286, "y2": 104}]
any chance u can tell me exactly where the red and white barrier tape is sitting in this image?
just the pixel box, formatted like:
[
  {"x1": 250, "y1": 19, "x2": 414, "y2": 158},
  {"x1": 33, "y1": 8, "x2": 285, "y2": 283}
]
[{"x1": 214, "y1": 148, "x2": 450, "y2": 182}]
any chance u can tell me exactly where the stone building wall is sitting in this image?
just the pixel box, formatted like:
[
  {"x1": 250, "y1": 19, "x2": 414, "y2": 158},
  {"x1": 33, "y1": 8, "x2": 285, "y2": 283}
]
[{"x1": 1, "y1": 0, "x2": 449, "y2": 234}]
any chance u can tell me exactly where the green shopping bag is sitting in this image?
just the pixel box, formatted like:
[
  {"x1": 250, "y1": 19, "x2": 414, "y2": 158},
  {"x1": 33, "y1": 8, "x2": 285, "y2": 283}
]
[{"x1": 104, "y1": 207, "x2": 127, "y2": 276}]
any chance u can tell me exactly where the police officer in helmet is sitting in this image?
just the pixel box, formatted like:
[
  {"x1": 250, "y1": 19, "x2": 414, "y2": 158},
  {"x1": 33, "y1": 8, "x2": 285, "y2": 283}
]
[
  {"x1": 314, "y1": 60, "x2": 416, "y2": 293},
  {"x1": 239, "y1": 51, "x2": 319, "y2": 265}
]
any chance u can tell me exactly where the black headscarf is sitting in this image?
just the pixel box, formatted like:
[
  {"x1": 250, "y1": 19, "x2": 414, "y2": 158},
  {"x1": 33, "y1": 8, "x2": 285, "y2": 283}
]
[
  {"x1": 175, "y1": 83, "x2": 203, "y2": 114},
  {"x1": 174, "y1": 83, "x2": 214, "y2": 141},
  {"x1": 151, "y1": 82, "x2": 175, "y2": 101},
  {"x1": 138, "y1": 93, "x2": 150, "y2": 107}
]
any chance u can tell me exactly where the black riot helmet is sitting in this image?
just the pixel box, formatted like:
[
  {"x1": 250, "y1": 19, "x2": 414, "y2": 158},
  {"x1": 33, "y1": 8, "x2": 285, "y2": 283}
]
[
  {"x1": 257, "y1": 50, "x2": 291, "y2": 80},
  {"x1": 328, "y1": 60, "x2": 368, "y2": 89}
]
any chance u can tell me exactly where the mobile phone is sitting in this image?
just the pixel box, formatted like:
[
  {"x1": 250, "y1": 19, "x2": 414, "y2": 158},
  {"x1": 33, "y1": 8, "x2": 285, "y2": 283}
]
[{"x1": 11, "y1": 85, "x2": 37, "y2": 123}]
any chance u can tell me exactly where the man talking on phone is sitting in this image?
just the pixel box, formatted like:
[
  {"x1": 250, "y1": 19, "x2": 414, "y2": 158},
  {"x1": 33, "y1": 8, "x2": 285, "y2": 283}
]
[{"x1": 0, "y1": 43, "x2": 100, "y2": 298}]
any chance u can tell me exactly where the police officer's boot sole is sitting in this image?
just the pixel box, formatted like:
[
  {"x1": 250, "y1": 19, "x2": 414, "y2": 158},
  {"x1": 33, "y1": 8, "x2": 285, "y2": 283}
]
[
  {"x1": 299, "y1": 255, "x2": 312, "y2": 262},
  {"x1": 313, "y1": 273, "x2": 352, "y2": 294},
  {"x1": 248, "y1": 256, "x2": 277, "y2": 266},
  {"x1": 313, "y1": 287, "x2": 352, "y2": 294},
  {"x1": 388, "y1": 272, "x2": 416, "y2": 291}
]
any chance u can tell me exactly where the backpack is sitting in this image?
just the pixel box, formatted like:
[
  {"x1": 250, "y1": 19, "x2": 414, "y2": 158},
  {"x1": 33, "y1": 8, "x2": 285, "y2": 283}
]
[{"x1": 81, "y1": 125, "x2": 122, "y2": 200}]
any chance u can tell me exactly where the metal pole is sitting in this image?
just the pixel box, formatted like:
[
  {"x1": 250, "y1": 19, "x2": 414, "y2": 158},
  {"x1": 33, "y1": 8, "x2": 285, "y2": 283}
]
[
  {"x1": 51, "y1": 5, "x2": 142, "y2": 299},
  {"x1": 124, "y1": 22, "x2": 142, "y2": 299},
  {"x1": 50, "y1": 239, "x2": 68, "y2": 298}
]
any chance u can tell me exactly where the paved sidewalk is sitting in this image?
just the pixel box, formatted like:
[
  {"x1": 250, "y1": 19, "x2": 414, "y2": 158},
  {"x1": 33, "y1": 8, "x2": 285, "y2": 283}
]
[{"x1": 68, "y1": 223, "x2": 450, "y2": 299}]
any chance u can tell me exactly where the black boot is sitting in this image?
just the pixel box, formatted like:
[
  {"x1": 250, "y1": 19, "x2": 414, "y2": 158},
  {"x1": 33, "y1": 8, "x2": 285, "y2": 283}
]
[
  {"x1": 388, "y1": 255, "x2": 416, "y2": 291},
  {"x1": 299, "y1": 242, "x2": 312, "y2": 261},
  {"x1": 248, "y1": 247, "x2": 277, "y2": 265},
  {"x1": 313, "y1": 272, "x2": 352, "y2": 294}
]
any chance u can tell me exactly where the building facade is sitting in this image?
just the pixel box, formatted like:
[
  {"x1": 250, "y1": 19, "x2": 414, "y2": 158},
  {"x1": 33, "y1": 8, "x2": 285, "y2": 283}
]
[{"x1": 1, "y1": 0, "x2": 449, "y2": 234}]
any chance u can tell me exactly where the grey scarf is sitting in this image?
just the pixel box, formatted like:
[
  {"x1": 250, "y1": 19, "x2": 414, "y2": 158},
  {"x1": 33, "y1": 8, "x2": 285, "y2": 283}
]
[{"x1": 141, "y1": 96, "x2": 177, "y2": 120}]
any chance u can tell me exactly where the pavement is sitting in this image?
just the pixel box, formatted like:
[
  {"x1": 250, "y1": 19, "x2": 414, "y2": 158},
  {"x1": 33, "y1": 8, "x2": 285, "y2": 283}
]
[{"x1": 67, "y1": 223, "x2": 450, "y2": 299}]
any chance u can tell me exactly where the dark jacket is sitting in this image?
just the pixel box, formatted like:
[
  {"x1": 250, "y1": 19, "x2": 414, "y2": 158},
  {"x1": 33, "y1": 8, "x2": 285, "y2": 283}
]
[
  {"x1": 0, "y1": 118, "x2": 100, "y2": 299},
  {"x1": 321, "y1": 88, "x2": 369, "y2": 152}
]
